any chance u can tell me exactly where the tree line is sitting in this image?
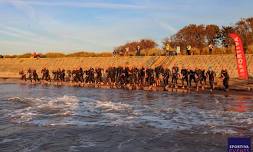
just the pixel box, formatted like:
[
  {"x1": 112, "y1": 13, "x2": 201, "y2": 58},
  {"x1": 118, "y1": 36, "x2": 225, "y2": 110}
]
[{"x1": 114, "y1": 17, "x2": 253, "y2": 55}]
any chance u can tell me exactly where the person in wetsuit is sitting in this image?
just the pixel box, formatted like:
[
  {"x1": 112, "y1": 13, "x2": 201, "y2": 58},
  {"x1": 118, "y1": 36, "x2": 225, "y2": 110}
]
[
  {"x1": 45, "y1": 68, "x2": 51, "y2": 81},
  {"x1": 201, "y1": 69, "x2": 207, "y2": 86},
  {"x1": 132, "y1": 67, "x2": 139, "y2": 85},
  {"x1": 139, "y1": 67, "x2": 146, "y2": 86},
  {"x1": 171, "y1": 65, "x2": 179, "y2": 88},
  {"x1": 221, "y1": 68, "x2": 229, "y2": 91},
  {"x1": 118, "y1": 67, "x2": 126, "y2": 87},
  {"x1": 60, "y1": 69, "x2": 65, "y2": 82},
  {"x1": 154, "y1": 66, "x2": 160, "y2": 86},
  {"x1": 19, "y1": 70, "x2": 26, "y2": 81},
  {"x1": 124, "y1": 67, "x2": 130, "y2": 85},
  {"x1": 181, "y1": 67, "x2": 189, "y2": 88},
  {"x1": 95, "y1": 68, "x2": 103, "y2": 84},
  {"x1": 145, "y1": 68, "x2": 151, "y2": 86},
  {"x1": 78, "y1": 68, "x2": 84, "y2": 83},
  {"x1": 195, "y1": 68, "x2": 203, "y2": 91},
  {"x1": 32, "y1": 70, "x2": 40, "y2": 82},
  {"x1": 206, "y1": 67, "x2": 216, "y2": 92},
  {"x1": 163, "y1": 67, "x2": 171, "y2": 89},
  {"x1": 27, "y1": 68, "x2": 33, "y2": 82},
  {"x1": 155, "y1": 66, "x2": 163, "y2": 87},
  {"x1": 41, "y1": 68, "x2": 46, "y2": 81},
  {"x1": 189, "y1": 68, "x2": 195, "y2": 88}
]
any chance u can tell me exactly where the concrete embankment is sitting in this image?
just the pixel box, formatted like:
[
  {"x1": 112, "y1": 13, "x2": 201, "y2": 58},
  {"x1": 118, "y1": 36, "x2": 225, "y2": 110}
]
[{"x1": 0, "y1": 55, "x2": 252, "y2": 78}]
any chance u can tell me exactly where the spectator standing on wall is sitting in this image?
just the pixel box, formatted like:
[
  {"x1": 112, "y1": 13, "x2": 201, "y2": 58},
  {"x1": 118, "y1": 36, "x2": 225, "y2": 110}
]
[
  {"x1": 112, "y1": 50, "x2": 116, "y2": 57},
  {"x1": 125, "y1": 47, "x2": 129, "y2": 56},
  {"x1": 186, "y1": 45, "x2": 191, "y2": 55},
  {"x1": 176, "y1": 46, "x2": 181, "y2": 55},
  {"x1": 209, "y1": 44, "x2": 214, "y2": 54},
  {"x1": 136, "y1": 46, "x2": 141, "y2": 56},
  {"x1": 165, "y1": 43, "x2": 170, "y2": 56}
]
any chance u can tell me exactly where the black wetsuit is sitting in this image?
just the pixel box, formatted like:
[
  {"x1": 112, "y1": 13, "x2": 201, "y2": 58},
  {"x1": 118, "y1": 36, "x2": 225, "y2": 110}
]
[
  {"x1": 201, "y1": 70, "x2": 206, "y2": 85},
  {"x1": 221, "y1": 70, "x2": 229, "y2": 90},
  {"x1": 19, "y1": 71, "x2": 26, "y2": 81},
  {"x1": 32, "y1": 70, "x2": 39, "y2": 82},
  {"x1": 172, "y1": 66, "x2": 179, "y2": 85},
  {"x1": 125, "y1": 67, "x2": 130, "y2": 84},
  {"x1": 206, "y1": 70, "x2": 215, "y2": 90},
  {"x1": 27, "y1": 69, "x2": 33, "y2": 82},
  {"x1": 163, "y1": 69, "x2": 171, "y2": 86},
  {"x1": 189, "y1": 70, "x2": 196, "y2": 87},
  {"x1": 139, "y1": 68, "x2": 145, "y2": 85},
  {"x1": 60, "y1": 70, "x2": 65, "y2": 81},
  {"x1": 79, "y1": 68, "x2": 84, "y2": 82},
  {"x1": 181, "y1": 69, "x2": 189, "y2": 87},
  {"x1": 155, "y1": 66, "x2": 161, "y2": 80},
  {"x1": 45, "y1": 69, "x2": 50, "y2": 81},
  {"x1": 132, "y1": 68, "x2": 138, "y2": 84},
  {"x1": 146, "y1": 68, "x2": 155, "y2": 86},
  {"x1": 195, "y1": 69, "x2": 203, "y2": 87},
  {"x1": 41, "y1": 68, "x2": 46, "y2": 80},
  {"x1": 96, "y1": 68, "x2": 103, "y2": 83}
]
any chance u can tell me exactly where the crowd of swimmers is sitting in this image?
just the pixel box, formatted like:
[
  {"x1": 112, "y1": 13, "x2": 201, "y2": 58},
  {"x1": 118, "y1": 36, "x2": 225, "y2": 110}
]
[{"x1": 19, "y1": 65, "x2": 230, "y2": 92}]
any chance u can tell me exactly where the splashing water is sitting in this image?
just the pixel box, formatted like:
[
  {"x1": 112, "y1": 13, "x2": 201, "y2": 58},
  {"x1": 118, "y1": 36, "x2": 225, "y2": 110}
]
[{"x1": 0, "y1": 84, "x2": 252, "y2": 152}]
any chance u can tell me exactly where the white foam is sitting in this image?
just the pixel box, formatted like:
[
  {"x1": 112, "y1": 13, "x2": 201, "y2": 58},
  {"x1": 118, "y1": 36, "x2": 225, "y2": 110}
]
[
  {"x1": 8, "y1": 97, "x2": 22, "y2": 101},
  {"x1": 5, "y1": 94, "x2": 253, "y2": 136},
  {"x1": 95, "y1": 101, "x2": 131, "y2": 112},
  {"x1": 7, "y1": 95, "x2": 80, "y2": 125},
  {"x1": 211, "y1": 128, "x2": 238, "y2": 135},
  {"x1": 0, "y1": 138, "x2": 19, "y2": 144},
  {"x1": 7, "y1": 97, "x2": 32, "y2": 104}
]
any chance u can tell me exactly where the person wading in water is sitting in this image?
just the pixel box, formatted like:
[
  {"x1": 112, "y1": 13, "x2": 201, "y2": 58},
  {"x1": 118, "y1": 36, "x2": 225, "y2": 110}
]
[
  {"x1": 27, "y1": 68, "x2": 33, "y2": 83},
  {"x1": 32, "y1": 70, "x2": 40, "y2": 83},
  {"x1": 19, "y1": 69, "x2": 26, "y2": 81},
  {"x1": 171, "y1": 64, "x2": 179, "y2": 90},
  {"x1": 206, "y1": 67, "x2": 216, "y2": 93},
  {"x1": 180, "y1": 66, "x2": 188, "y2": 89},
  {"x1": 189, "y1": 67, "x2": 195, "y2": 89},
  {"x1": 162, "y1": 66, "x2": 171, "y2": 91},
  {"x1": 221, "y1": 68, "x2": 229, "y2": 92}
]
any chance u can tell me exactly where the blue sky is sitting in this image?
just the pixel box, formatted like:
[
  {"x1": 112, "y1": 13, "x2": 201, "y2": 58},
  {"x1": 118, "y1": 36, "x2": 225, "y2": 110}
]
[{"x1": 0, "y1": 0, "x2": 252, "y2": 54}]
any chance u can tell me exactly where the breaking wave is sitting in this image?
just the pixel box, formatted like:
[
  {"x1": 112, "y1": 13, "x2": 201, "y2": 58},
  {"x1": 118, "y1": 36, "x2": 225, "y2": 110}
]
[{"x1": 5, "y1": 94, "x2": 253, "y2": 135}]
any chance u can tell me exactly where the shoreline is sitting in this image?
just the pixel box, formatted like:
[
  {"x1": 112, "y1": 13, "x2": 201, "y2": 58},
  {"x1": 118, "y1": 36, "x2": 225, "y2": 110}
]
[{"x1": 1, "y1": 77, "x2": 252, "y2": 97}]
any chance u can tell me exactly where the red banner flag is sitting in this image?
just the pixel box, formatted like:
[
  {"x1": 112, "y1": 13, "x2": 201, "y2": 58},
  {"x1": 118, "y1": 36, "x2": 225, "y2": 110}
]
[{"x1": 229, "y1": 33, "x2": 249, "y2": 80}]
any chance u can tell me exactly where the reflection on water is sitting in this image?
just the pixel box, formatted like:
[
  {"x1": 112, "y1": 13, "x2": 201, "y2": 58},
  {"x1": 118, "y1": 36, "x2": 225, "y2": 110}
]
[
  {"x1": 0, "y1": 84, "x2": 252, "y2": 152},
  {"x1": 226, "y1": 96, "x2": 252, "y2": 113}
]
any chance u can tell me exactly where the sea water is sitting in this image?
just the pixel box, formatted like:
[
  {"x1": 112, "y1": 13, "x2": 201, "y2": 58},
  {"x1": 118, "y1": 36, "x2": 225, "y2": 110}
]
[{"x1": 0, "y1": 84, "x2": 252, "y2": 152}]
